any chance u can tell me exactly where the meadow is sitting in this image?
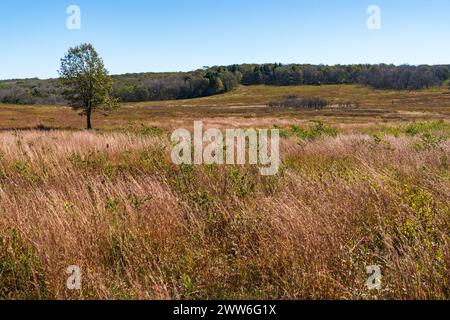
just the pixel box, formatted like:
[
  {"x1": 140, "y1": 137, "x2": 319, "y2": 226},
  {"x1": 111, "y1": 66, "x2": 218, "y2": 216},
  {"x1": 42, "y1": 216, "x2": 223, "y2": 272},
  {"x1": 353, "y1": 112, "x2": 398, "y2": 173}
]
[
  {"x1": 1, "y1": 84, "x2": 449, "y2": 131},
  {"x1": 0, "y1": 84, "x2": 449, "y2": 299}
]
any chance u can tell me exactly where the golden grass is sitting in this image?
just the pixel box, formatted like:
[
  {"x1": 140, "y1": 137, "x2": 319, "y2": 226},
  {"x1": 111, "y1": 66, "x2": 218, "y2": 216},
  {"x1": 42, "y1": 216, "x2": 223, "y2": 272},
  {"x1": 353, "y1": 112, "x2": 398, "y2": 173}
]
[
  {"x1": 0, "y1": 127, "x2": 448, "y2": 299},
  {"x1": 0, "y1": 85, "x2": 449, "y2": 131},
  {"x1": 0, "y1": 85, "x2": 448, "y2": 299}
]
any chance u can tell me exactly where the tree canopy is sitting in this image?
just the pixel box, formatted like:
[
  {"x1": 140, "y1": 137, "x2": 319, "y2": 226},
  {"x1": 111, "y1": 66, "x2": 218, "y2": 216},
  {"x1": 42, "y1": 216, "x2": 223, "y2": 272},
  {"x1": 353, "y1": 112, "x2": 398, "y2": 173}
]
[
  {"x1": 58, "y1": 43, "x2": 118, "y2": 129},
  {"x1": 1, "y1": 63, "x2": 448, "y2": 106}
]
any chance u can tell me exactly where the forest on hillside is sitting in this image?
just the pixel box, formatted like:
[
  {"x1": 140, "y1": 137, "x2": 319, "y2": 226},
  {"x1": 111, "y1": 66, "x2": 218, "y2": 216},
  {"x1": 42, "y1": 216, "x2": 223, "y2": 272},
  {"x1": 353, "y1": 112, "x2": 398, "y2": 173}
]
[{"x1": 0, "y1": 64, "x2": 448, "y2": 105}]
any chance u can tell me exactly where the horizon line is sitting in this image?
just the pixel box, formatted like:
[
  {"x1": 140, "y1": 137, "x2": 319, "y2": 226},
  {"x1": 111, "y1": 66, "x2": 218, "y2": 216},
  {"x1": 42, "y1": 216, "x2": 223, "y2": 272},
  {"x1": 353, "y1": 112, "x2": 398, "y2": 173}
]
[{"x1": 1, "y1": 62, "x2": 449, "y2": 82}]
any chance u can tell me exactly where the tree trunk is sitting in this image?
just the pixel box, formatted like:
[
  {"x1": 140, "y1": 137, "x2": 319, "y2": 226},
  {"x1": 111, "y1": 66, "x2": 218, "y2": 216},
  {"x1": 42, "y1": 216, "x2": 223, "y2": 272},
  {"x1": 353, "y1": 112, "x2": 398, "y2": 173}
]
[{"x1": 86, "y1": 108, "x2": 92, "y2": 130}]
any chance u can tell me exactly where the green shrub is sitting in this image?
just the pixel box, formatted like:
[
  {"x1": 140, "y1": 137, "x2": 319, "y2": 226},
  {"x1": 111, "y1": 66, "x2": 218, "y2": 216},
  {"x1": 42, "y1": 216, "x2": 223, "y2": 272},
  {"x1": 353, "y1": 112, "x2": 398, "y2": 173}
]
[
  {"x1": 0, "y1": 229, "x2": 47, "y2": 299},
  {"x1": 288, "y1": 122, "x2": 338, "y2": 140},
  {"x1": 412, "y1": 133, "x2": 444, "y2": 151}
]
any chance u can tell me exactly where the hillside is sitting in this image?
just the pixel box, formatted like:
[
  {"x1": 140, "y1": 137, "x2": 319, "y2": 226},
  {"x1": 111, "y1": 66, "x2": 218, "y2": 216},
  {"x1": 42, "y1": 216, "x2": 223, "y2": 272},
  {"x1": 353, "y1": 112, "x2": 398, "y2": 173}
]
[
  {"x1": 1, "y1": 64, "x2": 448, "y2": 106},
  {"x1": 0, "y1": 84, "x2": 448, "y2": 131}
]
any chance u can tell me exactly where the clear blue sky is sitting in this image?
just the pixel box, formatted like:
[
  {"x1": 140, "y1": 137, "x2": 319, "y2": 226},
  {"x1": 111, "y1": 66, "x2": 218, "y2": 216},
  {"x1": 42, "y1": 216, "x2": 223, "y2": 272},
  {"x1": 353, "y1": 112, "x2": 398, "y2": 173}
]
[{"x1": 1, "y1": 0, "x2": 449, "y2": 79}]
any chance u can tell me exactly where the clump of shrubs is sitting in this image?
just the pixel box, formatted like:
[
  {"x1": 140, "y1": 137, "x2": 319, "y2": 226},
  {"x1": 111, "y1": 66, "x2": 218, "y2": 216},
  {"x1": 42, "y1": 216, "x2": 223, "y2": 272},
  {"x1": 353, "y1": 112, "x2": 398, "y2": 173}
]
[
  {"x1": 336, "y1": 101, "x2": 359, "y2": 108},
  {"x1": 268, "y1": 95, "x2": 329, "y2": 109},
  {"x1": 277, "y1": 121, "x2": 339, "y2": 140}
]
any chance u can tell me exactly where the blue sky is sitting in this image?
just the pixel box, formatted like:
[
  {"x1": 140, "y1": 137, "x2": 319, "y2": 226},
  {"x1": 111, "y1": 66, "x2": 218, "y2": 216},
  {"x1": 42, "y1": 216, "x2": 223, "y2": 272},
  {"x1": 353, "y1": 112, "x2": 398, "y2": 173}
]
[{"x1": 0, "y1": 0, "x2": 449, "y2": 79}]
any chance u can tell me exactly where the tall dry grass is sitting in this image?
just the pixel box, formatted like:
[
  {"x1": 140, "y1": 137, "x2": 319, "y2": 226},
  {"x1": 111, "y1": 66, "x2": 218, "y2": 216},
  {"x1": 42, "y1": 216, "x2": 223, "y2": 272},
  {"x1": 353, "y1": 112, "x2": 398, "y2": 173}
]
[{"x1": 0, "y1": 129, "x2": 448, "y2": 299}]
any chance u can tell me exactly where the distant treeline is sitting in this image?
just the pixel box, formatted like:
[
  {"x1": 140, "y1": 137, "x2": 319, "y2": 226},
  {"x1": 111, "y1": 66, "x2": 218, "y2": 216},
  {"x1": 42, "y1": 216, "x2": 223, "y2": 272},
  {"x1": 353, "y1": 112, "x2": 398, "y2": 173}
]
[
  {"x1": 0, "y1": 64, "x2": 448, "y2": 105},
  {"x1": 113, "y1": 67, "x2": 239, "y2": 102},
  {"x1": 229, "y1": 63, "x2": 450, "y2": 90}
]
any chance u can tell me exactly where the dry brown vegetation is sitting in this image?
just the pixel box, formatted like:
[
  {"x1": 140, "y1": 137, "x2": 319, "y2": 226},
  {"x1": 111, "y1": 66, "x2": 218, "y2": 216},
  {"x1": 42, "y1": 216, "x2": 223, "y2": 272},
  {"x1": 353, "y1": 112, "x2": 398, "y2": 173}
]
[
  {"x1": 0, "y1": 84, "x2": 449, "y2": 300},
  {"x1": 0, "y1": 85, "x2": 449, "y2": 132},
  {"x1": 0, "y1": 121, "x2": 448, "y2": 299}
]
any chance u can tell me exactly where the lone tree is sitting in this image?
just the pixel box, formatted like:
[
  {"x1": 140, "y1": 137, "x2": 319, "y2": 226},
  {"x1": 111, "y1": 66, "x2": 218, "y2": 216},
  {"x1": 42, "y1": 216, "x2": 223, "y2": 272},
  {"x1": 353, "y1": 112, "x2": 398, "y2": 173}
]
[{"x1": 59, "y1": 43, "x2": 118, "y2": 129}]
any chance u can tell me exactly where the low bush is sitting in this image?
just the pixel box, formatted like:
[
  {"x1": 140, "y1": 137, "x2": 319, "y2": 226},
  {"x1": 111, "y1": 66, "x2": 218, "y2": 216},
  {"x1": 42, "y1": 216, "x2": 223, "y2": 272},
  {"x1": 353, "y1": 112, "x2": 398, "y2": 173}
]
[{"x1": 268, "y1": 95, "x2": 329, "y2": 109}]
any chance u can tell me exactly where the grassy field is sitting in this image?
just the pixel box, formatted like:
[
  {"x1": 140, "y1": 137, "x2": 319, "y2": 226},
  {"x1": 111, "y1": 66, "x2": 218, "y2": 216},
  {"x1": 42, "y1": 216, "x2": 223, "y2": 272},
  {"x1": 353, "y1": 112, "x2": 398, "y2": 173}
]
[
  {"x1": 0, "y1": 85, "x2": 449, "y2": 299},
  {"x1": 1, "y1": 84, "x2": 449, "y2": 131}
]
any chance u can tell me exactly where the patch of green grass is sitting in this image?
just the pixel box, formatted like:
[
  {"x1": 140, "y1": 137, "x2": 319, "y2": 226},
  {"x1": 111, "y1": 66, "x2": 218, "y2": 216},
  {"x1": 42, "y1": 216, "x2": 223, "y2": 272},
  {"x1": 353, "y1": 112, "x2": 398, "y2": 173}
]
[
  {"x1": 0, "y1": 228, "x2": 47, "y2": 299},
  {"x1": 280, "y1": 121, "x2": 338, "y2": 140},
  {"x1": 412, "y1": 132, "x2": 445, "y2": 151},
  {"x1": 405, "y1": 120, "x2": 450, "y2": 137},
  {"x1": 363, "y1": 120, "x2": 450, "y2": 139},
  {"x1": 14, "y1": 160, "x2": 41, "y2": 184},
  {"x1": 136, "y1": 124, "x2": 166, "y2": 137}
]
